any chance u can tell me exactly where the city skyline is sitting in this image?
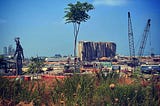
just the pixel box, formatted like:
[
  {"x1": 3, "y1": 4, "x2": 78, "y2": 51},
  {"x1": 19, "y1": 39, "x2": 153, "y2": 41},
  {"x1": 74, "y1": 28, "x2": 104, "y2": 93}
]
[
  {"x1": 2, "y1": 45, "x2": 15, "y2": 56},
  {"x1": 0, "y1": 0, "x2": 160, "y2": 57}
]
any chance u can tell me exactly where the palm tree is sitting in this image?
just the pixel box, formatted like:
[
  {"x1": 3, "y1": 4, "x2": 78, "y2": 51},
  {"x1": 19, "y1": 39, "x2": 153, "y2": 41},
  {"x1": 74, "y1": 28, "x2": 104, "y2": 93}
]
[{"x1": 64, "y1": 1, "x2": 94, "y2": 58}]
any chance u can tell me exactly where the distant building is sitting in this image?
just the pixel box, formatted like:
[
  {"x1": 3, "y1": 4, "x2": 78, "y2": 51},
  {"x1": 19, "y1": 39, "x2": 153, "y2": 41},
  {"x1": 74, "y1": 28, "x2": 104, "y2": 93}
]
[
  {"x1": 3, "y1": 47, "x2": 7, "y2": 55},
  {"x1": 78, "y1": 41, "x2": 116, "y2": 61},
  {"x1": 8, "y1": 45, "x2": 15, "y2": 55},
  {"x1": 54, "y1": 54, "x2": 62, "y2": 58},
  {"x1": 8, "y1": 45, "x2": 12, "y2": 55}
]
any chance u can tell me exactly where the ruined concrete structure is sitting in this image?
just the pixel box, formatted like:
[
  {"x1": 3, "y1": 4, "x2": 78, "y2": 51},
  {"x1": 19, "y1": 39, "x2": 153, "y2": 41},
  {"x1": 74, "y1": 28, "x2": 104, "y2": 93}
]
[{"x1": 78, "y1": 41, "x2": 116, "y2": 61}]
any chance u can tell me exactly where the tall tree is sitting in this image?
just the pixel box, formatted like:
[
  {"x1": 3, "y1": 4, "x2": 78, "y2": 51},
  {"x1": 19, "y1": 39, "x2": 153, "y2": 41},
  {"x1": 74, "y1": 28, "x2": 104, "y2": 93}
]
[{"x1": 64, "y1": 1, "x2": 94, "y2": 57}]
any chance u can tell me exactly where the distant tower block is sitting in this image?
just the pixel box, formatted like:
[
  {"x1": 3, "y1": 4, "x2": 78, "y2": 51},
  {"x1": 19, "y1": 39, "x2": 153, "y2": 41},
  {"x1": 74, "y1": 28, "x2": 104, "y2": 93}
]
[
  {"x1": 3, "y1": 46, "x2": 7, "y2": 55},
  {"x1": 78, "y1": 41, "x2": 116, "y2": 61}
]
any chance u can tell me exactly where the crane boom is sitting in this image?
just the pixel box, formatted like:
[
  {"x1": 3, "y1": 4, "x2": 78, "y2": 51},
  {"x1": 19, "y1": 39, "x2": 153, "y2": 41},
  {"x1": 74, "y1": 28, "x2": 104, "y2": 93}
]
[
  {"x1": 138, "y1": 19, "x2": 151, "y2": 57},
  {"x1": 128, "y1": 12, "x2": 135, "y2": 60}
]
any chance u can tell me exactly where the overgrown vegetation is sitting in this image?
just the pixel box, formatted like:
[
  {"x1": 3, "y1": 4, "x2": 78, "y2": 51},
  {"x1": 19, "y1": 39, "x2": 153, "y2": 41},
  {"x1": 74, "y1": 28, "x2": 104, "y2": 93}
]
[
  {"x1": 51, "y1": 72, "x2": 160, "y2": 105},
  {"x1": 0, "y1": 71, "x2": 160, "y2": 106},
  {"x1": 0, "y1": 77, "x2": 48, "y2": 105},
  {"x1": 27, "y1": 57, "x2": 44, "y2": 74}
]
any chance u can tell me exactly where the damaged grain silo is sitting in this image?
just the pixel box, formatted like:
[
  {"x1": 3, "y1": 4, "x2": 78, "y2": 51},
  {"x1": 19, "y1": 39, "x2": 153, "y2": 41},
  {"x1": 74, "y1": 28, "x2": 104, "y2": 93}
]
[{"x1": 78, "y1": 41, "x2": 116, "y2": 61}]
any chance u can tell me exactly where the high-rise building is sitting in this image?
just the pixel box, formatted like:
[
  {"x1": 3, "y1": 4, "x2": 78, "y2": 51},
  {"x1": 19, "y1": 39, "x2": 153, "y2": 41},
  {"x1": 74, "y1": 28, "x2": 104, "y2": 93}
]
[
  {"x1": 8, "y1": 45, "x2": 15, "y2": 55},
  {"x1": 78, "y1": 41, "x2": 116, "y2": 61},
  {"x1": 8, "y1": 45, "x2": 12, "y2": 55},
  {"x1": 3, "y1": 46, "x2": 7, "y2": 55}
]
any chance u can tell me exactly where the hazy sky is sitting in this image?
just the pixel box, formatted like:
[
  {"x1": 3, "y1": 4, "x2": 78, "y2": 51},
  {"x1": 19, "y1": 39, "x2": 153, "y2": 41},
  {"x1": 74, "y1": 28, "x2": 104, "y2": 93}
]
[{"x1": 0, "y1": 0, "x2": 160, "y2": 57}]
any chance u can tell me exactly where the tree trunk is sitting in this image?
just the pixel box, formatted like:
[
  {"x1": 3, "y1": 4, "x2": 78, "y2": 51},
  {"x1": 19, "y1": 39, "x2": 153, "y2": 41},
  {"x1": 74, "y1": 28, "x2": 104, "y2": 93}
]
[
  {"x1": 73, "y1": 23, "x2": 80, "y2": 72},
  {"x1": 73, "y1": 23, "x2": 80, "y2": 57},
  {"x1": 74, "y1": 36, "x2": 77, "y2": 57}
]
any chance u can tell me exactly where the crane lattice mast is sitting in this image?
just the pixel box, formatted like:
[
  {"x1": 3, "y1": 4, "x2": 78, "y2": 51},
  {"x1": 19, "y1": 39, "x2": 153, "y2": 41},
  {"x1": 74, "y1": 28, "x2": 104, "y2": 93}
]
[
  {"x1": 138, "y1": 19, "x2": 151, "y2": 57},
  {"x1": 128, "y1": 12, "x2": 135, "y2": 60}
]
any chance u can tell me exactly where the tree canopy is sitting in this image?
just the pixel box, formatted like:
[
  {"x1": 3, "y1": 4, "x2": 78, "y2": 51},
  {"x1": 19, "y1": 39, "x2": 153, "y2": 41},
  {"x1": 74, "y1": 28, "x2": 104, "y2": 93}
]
[{"x1": 64, "y1": 1, "x2": 94, "y2": 24}]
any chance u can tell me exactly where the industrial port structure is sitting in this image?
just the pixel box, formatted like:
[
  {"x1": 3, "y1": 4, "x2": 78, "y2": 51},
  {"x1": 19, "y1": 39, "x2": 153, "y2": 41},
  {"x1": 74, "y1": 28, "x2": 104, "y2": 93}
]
[{"x1": 78, "y1": 41, "x2": 116, "y2": 61}]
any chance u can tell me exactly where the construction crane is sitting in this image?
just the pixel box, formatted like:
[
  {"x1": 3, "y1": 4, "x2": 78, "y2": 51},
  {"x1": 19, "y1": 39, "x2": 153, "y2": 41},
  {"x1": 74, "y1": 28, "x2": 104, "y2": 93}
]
[
  {"x1": 128, "y1": 12, "x2": 136, "y2": 66},
  {"x1": 138, "y1": 19, "x2": 151, "y2": 60}
]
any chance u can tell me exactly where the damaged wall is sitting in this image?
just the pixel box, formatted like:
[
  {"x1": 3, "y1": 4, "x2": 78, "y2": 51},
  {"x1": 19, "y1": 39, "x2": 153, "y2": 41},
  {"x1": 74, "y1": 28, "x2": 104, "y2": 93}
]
[{"x1": 78, "y1": 41, "x2": 116, "y2": 61}]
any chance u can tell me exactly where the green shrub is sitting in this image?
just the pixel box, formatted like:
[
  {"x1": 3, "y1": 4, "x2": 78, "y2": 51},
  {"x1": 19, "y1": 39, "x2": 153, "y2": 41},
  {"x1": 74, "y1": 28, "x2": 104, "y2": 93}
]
[{"x1": 51, "y1": 74, "x2": 95, "y2": 105}]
